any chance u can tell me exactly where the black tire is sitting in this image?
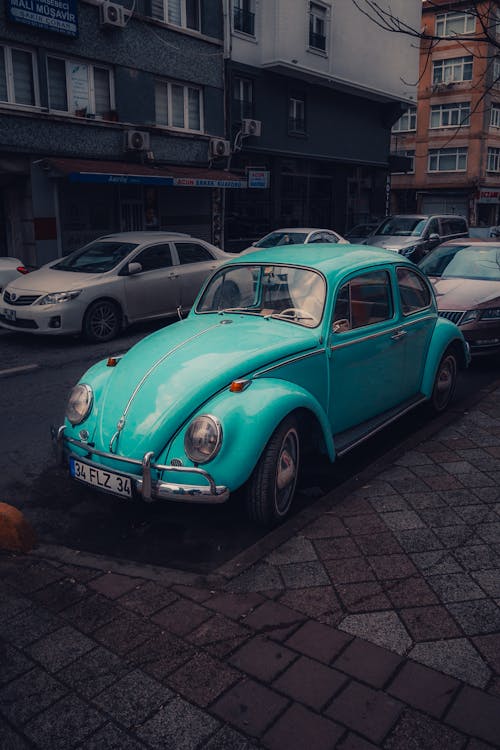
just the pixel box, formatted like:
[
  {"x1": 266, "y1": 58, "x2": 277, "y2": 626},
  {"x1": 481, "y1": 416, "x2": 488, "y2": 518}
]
[
  {"x1": 430, "y1": 348, "x2": 458, "y2": 413},
  {"x1": 245, "y1": 415, "x2": 300, "y2": 527},
  {"x1": 83, "y1": 299, "x2": 121, "y2": 343}
]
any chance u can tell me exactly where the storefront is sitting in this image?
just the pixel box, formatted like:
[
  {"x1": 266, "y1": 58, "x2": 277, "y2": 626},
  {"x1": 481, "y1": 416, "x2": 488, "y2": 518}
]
[{"x1": 475, "y1": 188, "x2": 500, "y2": 228}]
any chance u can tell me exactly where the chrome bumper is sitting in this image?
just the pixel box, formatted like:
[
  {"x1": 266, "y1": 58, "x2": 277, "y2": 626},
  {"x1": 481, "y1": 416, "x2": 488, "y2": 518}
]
[{"x1": 53, "y1": 425, "x2": 229, "y2": 504}]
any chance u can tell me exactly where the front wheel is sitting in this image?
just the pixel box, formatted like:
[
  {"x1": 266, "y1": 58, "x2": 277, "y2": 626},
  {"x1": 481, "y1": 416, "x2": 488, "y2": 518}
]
[
  {"x1": 245, "y1": 415, "x2": 300, "y2": 527},
  {"x1": 431, "y1": 349, "x2": 457, "y2": 413},
  {"x1": 83, "y1": 299, "x2": 121, "y2": 343}
]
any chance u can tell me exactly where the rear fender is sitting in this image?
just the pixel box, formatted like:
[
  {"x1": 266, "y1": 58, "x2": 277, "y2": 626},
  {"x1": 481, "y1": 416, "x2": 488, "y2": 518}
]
[
  {"x1": 163, "y1": 378, "x2": 335, "y2": 492},
  {"x1": 421, "y1": 318, "x2": 469, "y2": 399}
]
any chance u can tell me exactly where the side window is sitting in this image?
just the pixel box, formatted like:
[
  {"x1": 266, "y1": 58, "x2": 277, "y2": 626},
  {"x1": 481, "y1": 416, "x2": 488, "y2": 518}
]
[
  {"x1": 427, "y1": 218, "x2": 440, "y2": 236},
  {"x1": 175, "y1": 242, "x2": 213, "y2": 264},
  {"x1": 322, "y1": 233, "x2": 338, "y2": 243},
  {"x1": 440, "y1": 219, "x2": 453, "y2": 236},
  {"x1": 397, "y1": 268, "x2": 432, "y2": 315},
  {"x1": 333, "y1": 271, "x2": 393, "y2": 332},
  {"x1": 134, "y1": 243, "x2": 172, "y2": 271},
  {"x1": 308, "y1": 233, "x2": 324, "y2": 243}
]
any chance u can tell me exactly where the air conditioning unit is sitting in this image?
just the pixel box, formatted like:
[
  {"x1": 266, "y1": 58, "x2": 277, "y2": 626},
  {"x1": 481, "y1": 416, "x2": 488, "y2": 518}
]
[
  {"x1": 100, "y1": 1, "x2": 126, "y2": 28},
  {"x1": 125, "y1": 130, "x2": 151, "y2": 151},
  {"x1": 241, "y1": 118, "x2": 262, "y2": 137},
  {"x1": 209, "y1": 138, "x2": 231, "y2": 157}
]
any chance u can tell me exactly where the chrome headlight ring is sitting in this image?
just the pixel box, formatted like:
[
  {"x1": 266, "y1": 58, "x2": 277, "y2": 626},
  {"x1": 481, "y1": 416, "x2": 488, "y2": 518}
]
[
  {"x1": 66, "y1": 383, "x2": 93, "y2": 426},
  {"x1": 184, "y1": 414, "x2": 223, "y2": 465}
]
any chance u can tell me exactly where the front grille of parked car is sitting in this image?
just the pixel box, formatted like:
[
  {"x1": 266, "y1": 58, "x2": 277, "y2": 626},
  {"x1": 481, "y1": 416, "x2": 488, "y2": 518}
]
[
  {"x1": 438, "y1": 310, "x2": 465, "y2": 325},
  {"x1": 3, "y1": 291, "x2": 40, "y2": 306}
]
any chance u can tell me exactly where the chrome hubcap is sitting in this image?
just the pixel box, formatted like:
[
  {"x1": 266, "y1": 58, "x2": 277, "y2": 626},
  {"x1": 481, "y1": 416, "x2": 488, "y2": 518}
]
[
  {"x1": 434, "y1": 355, "x2": 456, "y2": 409},
  {"x1": 90, "y1": 304, "x2": 117, "y2": 339},
  {"x1": 275, "y1": 428, "x2": 299, "y2": 515}
]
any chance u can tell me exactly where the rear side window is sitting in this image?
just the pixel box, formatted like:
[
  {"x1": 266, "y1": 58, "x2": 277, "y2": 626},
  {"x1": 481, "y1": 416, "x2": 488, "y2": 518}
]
[
  {"x1": 397, "y1": 268, "x2": 432, "y2": 314},
  {"x1": 333, "y1": 270, "x2": 393, "y2": 331},
  {"x1": 134, "y1": 243, "x2": 172, "y2": 271},
  {"x1": 176, "y1": 242, "x2": 214, "y2": 264}
]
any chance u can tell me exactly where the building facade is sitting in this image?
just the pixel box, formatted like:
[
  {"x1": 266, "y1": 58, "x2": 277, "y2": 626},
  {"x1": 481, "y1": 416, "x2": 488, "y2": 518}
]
[
  {"x1": 1, "y1": 0, "x2": 231, "y2": 265},
  {"x1": 223, "y1": 0, "x2": 420, "y2": 250},
  {"x1": 391, "y1": 0, "x2": 500, "y2": 227}
]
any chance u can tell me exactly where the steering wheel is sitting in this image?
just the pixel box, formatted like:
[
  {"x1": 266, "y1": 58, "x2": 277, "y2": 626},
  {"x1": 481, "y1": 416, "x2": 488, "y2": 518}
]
[{"x1": 278, "y1": 307, "x2": 314, "y2": 321}]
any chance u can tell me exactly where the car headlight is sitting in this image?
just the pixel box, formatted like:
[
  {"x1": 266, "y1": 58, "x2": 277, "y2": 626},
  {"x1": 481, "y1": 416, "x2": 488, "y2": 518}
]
[
  {"x1": 461, "y1": 309, "x2": 481, "y2": 325},
  {"x1": 39, "y1": 290, "x2": 82, "y2": 305},
  {"x1": 401, "y1": 245, "x2": 417, "y2": 257},
  {"x1": 66, "y1": 384, "x2": 93, "y2": 425},
  {"x1": 479, "y1": 307, "x2": 500, "y2": 320},
  {"x1": 184, "y1": 415, "x2": 222, "y2": 464}
]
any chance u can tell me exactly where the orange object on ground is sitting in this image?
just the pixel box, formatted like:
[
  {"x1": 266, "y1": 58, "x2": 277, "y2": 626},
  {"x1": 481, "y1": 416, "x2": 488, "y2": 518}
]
[{"x1": 0, "y1": 502, "x2": 36, "y2": 552}]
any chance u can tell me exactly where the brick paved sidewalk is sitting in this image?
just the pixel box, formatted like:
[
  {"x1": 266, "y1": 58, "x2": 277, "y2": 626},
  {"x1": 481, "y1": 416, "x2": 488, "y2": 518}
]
[{"x1": 1, "y1": 384, "x2": 500, "y2": 749}]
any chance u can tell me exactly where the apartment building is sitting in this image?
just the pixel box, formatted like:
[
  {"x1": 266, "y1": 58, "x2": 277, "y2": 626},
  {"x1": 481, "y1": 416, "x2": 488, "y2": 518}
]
[
  {"x1": 0, "y1": 0, "x2": 230, "y2": 264},
  {"x1": 223, "y1": 0, "x2": 420, "y2": 250},
  {"x1": 391, "y1": 0, "x2": 500, "y2": 227}
]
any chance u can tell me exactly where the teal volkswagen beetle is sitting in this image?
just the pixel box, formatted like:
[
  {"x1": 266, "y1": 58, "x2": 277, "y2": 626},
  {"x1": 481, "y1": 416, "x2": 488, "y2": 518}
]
[{"x1": 54, "y1": 246, "x2": 469, "y2": 526}]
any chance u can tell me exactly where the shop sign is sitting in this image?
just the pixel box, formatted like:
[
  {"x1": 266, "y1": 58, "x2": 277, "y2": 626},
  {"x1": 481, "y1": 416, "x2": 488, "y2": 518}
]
[
  {"x1": 172, "y1": 177, "x2": 247, "y2": 188},
  {"x1": 247, "y1": 169, "x2": 270, "y2": 189},
  {"x1": 68, "y1": 172, "x2": 248, "y2": 188},
  {"x1": 478, "y1": 189, "x2": 500, "y2": 203},
  {"x1": 7, "y1": 0, "x2": 78, "y2": 37}
]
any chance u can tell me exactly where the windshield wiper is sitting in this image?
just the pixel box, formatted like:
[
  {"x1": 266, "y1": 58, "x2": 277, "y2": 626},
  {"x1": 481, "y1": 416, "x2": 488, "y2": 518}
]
[{"x1": 217, "y1": 307, "x2": 252, "y2": 314}]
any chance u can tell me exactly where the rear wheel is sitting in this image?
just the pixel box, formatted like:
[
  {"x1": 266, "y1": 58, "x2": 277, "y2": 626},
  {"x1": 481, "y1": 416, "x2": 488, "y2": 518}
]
[
  {"x1": 431, "y1": 349, "x2": 457, "y2": 413},
  {"x1": 83, "y1": 299, "x2": 121, "y2": 343},
  {"x1": 245, "y1": 415, "x2": 300, "y2": 527}
]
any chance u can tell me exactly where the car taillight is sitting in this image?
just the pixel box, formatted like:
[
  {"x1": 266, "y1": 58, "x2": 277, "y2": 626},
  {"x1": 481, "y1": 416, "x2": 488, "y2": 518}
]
[{"x1": 17, "y1": 266, "x2": 29, "y2": 274}]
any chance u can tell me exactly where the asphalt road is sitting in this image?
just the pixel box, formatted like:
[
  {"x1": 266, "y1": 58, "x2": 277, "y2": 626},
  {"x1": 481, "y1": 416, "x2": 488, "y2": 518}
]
[{"x1": 0, "y1": 323, "x2": 498, "y2": 573}]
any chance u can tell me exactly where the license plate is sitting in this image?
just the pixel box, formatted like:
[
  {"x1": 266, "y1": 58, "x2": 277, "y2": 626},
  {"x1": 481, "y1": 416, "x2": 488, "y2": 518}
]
[
  {"x1": 2, "y1": 308, "x2": 16, "y2": 321},
  {"x1": 70, "y1": 458, "x2": 132, "y2": 498}
]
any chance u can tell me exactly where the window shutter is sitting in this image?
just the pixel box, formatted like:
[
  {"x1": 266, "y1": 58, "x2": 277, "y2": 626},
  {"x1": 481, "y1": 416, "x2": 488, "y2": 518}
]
[
  {"x1": 94, "y1": 67, "x2": 111, "y2": 116},
  {"x1": 48, "y1": 58, "x2": 68, "y2": 111},
  {"x1": 12, "y1": 49, "x2": 35, "y2": 106},
  {"x1": 151, "y1": 0, "x2": 164, "y2": 20},
  {"x1": 187, "y1": 87, "x2": 200, "y2": 130},
  {"x1": 0, "y1": 48, "x2": 7, "y2": 102},
  {"x1": 168, "y1": 0, "x2": 181, "y2": 25},
  {"x1": 155, "y1": 81, "x2": 168, "y2": 124},
  {"x1": 171, "y1": 84, "x2": 184, "y2": 127}
]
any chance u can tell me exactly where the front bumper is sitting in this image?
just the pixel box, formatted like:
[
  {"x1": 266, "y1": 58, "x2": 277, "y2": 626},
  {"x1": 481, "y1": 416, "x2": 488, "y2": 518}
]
[
  {"x1": 0, "y1": 300, "x2": 84, "y2": 334},
  {"x1": 53, "y1": 425, "x2": 229, "y2": 504}
]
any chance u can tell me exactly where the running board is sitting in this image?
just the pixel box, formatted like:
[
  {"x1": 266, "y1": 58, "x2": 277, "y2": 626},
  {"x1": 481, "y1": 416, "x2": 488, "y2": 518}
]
[{"x1": 334, "y1": 394, "x2": 427, "y2": 457}]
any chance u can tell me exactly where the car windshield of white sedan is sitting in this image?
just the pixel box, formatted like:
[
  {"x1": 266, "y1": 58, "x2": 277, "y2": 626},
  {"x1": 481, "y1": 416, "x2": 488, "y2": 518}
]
[
  {"x1": 420, "y1": 245, "x2": 500, "y2": 280},
  {"x1": 197, "y1": 264, "x2": 326, "y2": 327},
  {"x1": 52, "y1": 241, "x2": 138, "y2": 273},
  {"x1": 254, "y1": 231, "x2": 308, "y2": 248},
  {"x1": 376, "y1": 217, "x2": 426, "y2": 237}
]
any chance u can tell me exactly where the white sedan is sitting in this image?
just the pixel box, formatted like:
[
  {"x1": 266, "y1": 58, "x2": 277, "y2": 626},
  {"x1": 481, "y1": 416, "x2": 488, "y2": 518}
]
[
  {"x1": 0, "y1": 232, "x2": 232, "y2": 343},
  {"x1": 242, "y1": 227, "x2": 349, "y2": 253},
  {"x1": 0, "y1": 257, "x2": 29, "y2": 294}
]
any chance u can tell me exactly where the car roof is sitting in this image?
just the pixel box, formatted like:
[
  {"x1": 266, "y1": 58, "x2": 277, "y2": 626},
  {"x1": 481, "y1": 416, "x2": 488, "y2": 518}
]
[
  {"x1": 227, "y1": 244, "x2": 412, "y2": 275},
  {"x1": 384, "y1": 214, "x2": 466, "y2": 221},
  {"x1": 437, "y1": 238, "x2": 500, "y2": 247},
  {"x1": 95, "y1": 231, "x2": 190, "y2": 242},
  {"x1": 264, "y1": 227, "x2": 336, "y2": 234}
]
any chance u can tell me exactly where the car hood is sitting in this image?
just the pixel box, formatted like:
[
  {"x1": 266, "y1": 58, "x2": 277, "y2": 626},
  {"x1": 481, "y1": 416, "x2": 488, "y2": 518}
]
[
  {"x1": 431, "y1": 277, "x2": 500, "y2": 310},
  {"x1": 366, "y1": 236, "x2": 422, "y2": 251},
  {"x1": 92, "y1": 314, "x2": 319, "y2": 458},
  {"x1": 5, "y1": 266, "x2": 104, "y2": 294}
]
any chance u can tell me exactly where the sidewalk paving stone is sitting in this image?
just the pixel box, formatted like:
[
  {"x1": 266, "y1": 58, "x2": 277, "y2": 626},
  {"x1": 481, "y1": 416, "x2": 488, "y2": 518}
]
[
  {"x1": 229, "y1": 635, "x2": 297, "y2": 682},
  {"x1": 136, "y1": 696, "x2": 220, "y2": 749},
  {"x1": 332, "y1": 638, "x2": 402, "y2": 688},
  {"x1": 386, "y1": 661, "x2": 459, "y2": 718},
  {"x1": 262, "y1": 702, "x2": 345, "y2": 750},
  {"x1": 445, "y1": 686, "x2": 500, "y2": 746},
  {"x1": 212, "y1": 678, "x2": 289, "y2": 738},
  {"x1": 23, "y1": 694, "x2": 105, "y2": 749},
  {"x1": 271, "y1": 655, "x2": 348, "y2": 710},
  {"x1": 325, "y1": 681, "x2": 403, "y2": 744},
  {"x1": 166, "y1": 651, "x2": 240, "y2": 707},
  {"x1": 384, "y1": 708, "x2": 466, "y2": 750},
  {"x1": 57, "y1": 645, "x2": 132, "y2": 699},
  {"x1": 0, "y1": 667, "x2": 67, "y2": 725}
]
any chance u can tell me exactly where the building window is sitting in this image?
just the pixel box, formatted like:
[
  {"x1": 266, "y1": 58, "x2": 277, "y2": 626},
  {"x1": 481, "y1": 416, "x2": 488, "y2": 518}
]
[
  {"x1": 47, "y1": 58, "x2": 113, "y2": 117},
  {"x1": 233, "y1": 76, "x2": 253, "y2": 120},
  {"x1": 435, "y1": 11, "x2": 475, "y2": 37},
  {"x1": 432, "y1": 56, "x2": 473, "y2": 84},
  {"x1": 0, "y1": 45, "x2": 37, "y2": 107},
  {"x1": 155, "y1": 80, "x2": 203, "y2": 131},
  {"x1": 392, "y1": 106, "x2": 417, "y2": 132},
  {"x1": 289, "y1": 96, "x2": 306, "y2": 133},
  {"x1": 487, "y1": 147, "x2": 500, "y2": 172},
  {"x1": 151, "y1": 0, "x2": 200, "y2": 31},
  {"x1": 493, "y1": 57, "x2": 500, "y2": 85},
  {"x1": 309, "y1": 2, "x2": 327, "y2": 52},
  {"x1": 233, "y1": 0, "x2": 255, "y2": 36},
  {"x1": 430, "y1": 102, "x2": 470, "y2": 129},
  {"x1": 428, "y1": 147, "x2": 467, "y2": 172},
  {"x1": 393, "y1": 150, "x2": 415, "y2": 174},
  {"x1": 490, "y1": 104, "x2": 500, "y2": 127}
]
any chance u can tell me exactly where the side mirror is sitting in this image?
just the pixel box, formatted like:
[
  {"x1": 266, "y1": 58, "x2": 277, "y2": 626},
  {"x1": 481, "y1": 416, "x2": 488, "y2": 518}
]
[
  {"x1": 127, "y1": 262, "x2": 142, "y2": 275},
  {"x1": 428, "y1": 233, "x2": 440, "y2": 244}
]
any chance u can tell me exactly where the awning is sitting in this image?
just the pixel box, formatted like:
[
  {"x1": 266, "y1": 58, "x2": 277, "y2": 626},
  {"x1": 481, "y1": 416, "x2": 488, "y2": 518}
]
[{"x1": 38, "y1": 158, "x2": 248, "y2": 188}]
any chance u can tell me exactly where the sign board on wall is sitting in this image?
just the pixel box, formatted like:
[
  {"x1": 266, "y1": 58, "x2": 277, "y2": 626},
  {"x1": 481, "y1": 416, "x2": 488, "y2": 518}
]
[
  {"x1": 247, "y1": 169, "x2": 270, "y2": 189},
  {"x1": 478, "y1": 189, "x2": 500, "y2": 203},
  {"x1": 7, "y1": 0, "x2": 78, "y2": 37}
]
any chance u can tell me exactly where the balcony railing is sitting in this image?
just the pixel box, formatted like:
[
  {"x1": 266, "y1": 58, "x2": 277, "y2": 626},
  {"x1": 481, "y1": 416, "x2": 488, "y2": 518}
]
[
  {"x1": 309, "y1": 31, "x2": 326, "y2": 51},
  {"x1": 234, "y1": 8, "x2": 255, "y2": 36}
]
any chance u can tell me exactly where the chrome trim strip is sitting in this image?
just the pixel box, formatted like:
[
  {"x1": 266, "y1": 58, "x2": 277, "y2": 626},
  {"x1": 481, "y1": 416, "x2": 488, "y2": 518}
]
[
  {"x1": 254, "y1": 348, "x2": 325, "y2": 377},
  {"x1": 335, "y1": 395, "x2": 428, "y2": 457},
  {"x1": 331, "y1": 315, "x2": 435, "y2": 351}
]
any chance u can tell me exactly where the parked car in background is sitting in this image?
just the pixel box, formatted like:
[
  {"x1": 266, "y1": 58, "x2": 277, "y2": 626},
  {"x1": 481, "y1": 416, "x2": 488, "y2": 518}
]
[
  {"x1": 344, "y1": 222, "x2": 379, "y2": 244},
  {"x1": 419, "y1": 239, "x2": 500, "y2": 356},
  {"x1": 469, "y1": 226, "x2": 500, "y2": 239},
  {"x1": 364, "y1": 214, "x2": 469, "y2": 262},
  {"x1": 242, "y1": 227, "x2": 349, "y2": 253},
  {"x1": 55, "y1": 245, "x2": 469, "y2": 528},
  {"x1": 0, "y1": 257, "x2": 30, "y2": 294},
  {"x1": 0, "y1": 232, "x2": 232, "y2": 343}
]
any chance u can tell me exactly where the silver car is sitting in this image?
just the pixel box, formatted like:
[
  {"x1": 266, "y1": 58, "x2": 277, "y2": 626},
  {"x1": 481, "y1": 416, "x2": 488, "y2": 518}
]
[
  {"x1": 0, "y1": 232, "x2": 232, "y2": 342},
  {"x1": 242, "y1": 227, "x2": 349, "y2": 253},
  {"x1": 0, "y1": 257, "x2": 29, "y2": 294}
]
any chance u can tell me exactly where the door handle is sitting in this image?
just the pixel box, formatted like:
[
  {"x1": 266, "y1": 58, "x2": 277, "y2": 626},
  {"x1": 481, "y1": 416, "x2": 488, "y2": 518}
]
[
  {"x1": 167, "y1": 272, "x2": 178, "y2": 279},
  {"x1": 391, "y1": 329, "x2": 407, "y2": 341}
]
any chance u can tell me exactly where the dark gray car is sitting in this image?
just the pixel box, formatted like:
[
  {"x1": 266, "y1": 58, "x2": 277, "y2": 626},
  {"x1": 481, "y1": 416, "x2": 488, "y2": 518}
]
[{"x1": 364, "y1": 214, "x2": 469, "y2": 262}]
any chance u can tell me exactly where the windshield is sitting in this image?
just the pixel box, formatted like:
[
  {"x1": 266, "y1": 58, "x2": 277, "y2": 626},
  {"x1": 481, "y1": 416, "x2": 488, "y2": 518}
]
[
  {"x1": 254, "y1": 231, "x2": 308, "y2": 248},
  {"x1": 196, "y1": 263, "x2": 326, "y2": 327},
  {"x1": 52, "y1": 241, "x2": 137, "y2": 273},
  {"x1": 375, "y1": 217, "x2": 426, "y2": 237},
  {"x1": 419, "y1": 245, "x2": 500, "y2": 280}
]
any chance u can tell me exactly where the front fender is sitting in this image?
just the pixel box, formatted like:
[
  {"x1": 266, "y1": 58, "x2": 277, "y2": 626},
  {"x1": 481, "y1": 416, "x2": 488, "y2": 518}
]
[
  {"x1": 421, "y1": 317, "x2": 469, "y2": 399},
  {"x1": 163, "y1": 378, "x2": 335, "y2": 492}
]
